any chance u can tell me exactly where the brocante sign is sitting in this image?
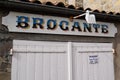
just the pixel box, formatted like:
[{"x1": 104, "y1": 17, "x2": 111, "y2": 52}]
[{"x1": 2, "y1": 12, "x2": 117, "y2": 37}]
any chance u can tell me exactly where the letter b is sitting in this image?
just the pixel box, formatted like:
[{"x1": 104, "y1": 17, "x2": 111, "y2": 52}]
[{"x1": 16, "y1": 16, "x2": 29, "y2": 28}]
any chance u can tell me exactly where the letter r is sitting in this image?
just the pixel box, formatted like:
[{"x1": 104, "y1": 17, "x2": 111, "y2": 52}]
[{"x1": 32, "y1": 18, "x2": 44, "y2": 29}]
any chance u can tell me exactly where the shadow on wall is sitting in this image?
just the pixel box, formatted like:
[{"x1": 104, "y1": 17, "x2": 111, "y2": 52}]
[
  {"x1": 0, "y1": 72, "x2": 11, "y2": 80},
  {"x1": 0, "y1": 39, "x2": 12, "y2": 80}
]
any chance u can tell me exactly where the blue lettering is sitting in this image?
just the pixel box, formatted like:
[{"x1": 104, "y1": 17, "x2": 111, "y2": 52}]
[
  {"x1": 32, "y1": 18, "x2": 44, "y2": 29},
  {"x1": 83, "y1": 23, "x2": 92, "y2": 32},
  {"x1": 93, "y1": 24, "x2": 100, "y2": 33},
  {"x1": 101, "y1": 25, "x2": 108, "y2": 33},
  {"x1": 16, "y1": 16, "x2": 29, "y2": 28},
  {"x1": 59, "y1": 21, "x2": 69, "y2": 31},
  {"x1": 71, "y1": 22, "x2": 82, "y2": 31},
  {"x1": 47, "y1": 19, "x2": 57, "y2": 30}
]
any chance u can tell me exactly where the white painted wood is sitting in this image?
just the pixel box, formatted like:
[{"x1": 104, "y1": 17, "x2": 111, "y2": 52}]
[
  {"x1": 50, "y1": 52, "x2": 58, "y2": 80},
  {"x1": 57, "y1": 52, "x2": 68, "y2": 80},
  {"x1": 12, "y1": 40, "x2": 68, "y2": 80},
  {"x1": 68, "y1": 42, "x2": 72, "y2": 80},
  {"x1": 18, "y1": 53, "x2": 27, "y2": 80},
  {"x1": 73, "y1": 43, "x2": 114, "y2": 80},
  {"x1": 11, "y1": 52, "x2": 18, "y2": 80},
  {"x1": 34, "y1": 46, "x2": 43, "y2": 80},
  {"x1": 26, "y1": 53, "x2": 35, "y2": 80},
  {"x1": 12, "y1": 40, "x2": 114, "y2": 80}
]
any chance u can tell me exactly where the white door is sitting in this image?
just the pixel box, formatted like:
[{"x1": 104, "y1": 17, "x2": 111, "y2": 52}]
[
  {"x1": 12, "y1": 40, "x2": 68, "y2": 80},
  {"x1": 12, "y1": 40, "x2": 114, "y2": 80},
  {"x1": 72, "y1": 43, "x2": 114, "y2": 80}
]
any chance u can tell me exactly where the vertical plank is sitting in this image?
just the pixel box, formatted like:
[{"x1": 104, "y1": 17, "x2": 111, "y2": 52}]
[
  {"x1": 13, "y1": 41, "x2": 114, "y2": 80},
  {"x1": 43, "y1": 46, "x2": 50, "y2": 80},
  {"x1": 101, "y1": 53, "x2": 114, "y2": 80},
  {"x1": 110, "y1": 53, "x2": 115, "y2": 80},
  {"x1": 72, "y1": 47, "x2": 77, "y2": 80},
  {"x1": 92, "y1": 53, "x2": 98, "y2": 80},
  {"x1": 17, "y1": 53, "x2": 20, "y2": 80},
  {"x1": 68, "y1": 42, "x2": 72, "y2": 80},
  {"x1": 26, "y1": 52, "x2": 35, "y2": 80},
  {"x1": 99, "y1": 53, "x2": 106, "y2": 80},
  {"x1": 11, "y1": 52, "x2": 18, "y2": 80},
  {"x1": 16, "y1": 53, "x2": 27, "y2": 80},
  {"x1": 50, "y1": 50, "x2": 58, "y2": 80},
  {"x1": 57, "y1": 46, "x2": 68, "y2": 80},
  {"x1": 35, "y1": 46, "x2": 43, "y2": 80},
  {"x1": 82, "y1": 53, "x2": 89, "y2": 80},
  {"x1": 76, "y1": 51, "x2": 83, "y2": 80},
  {"x1": 19, "y1": 53, "x2": 27, "y2": 80}
]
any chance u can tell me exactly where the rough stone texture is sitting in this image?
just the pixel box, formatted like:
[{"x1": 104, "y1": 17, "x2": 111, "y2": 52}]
[
  {"x1": 114, "y1": 23, "x2": 120, "y2": 80},
  {"x1": 75, "y1": 0, "x2": 83, "y2": 7},
  {"x1": 0, "y1": 10, "x2": 11, "y2": 80},
  {"x1": 115, "y1": 44, "x2": 120, "y2": 80},
  {"x1": 83, "y1": 0, "x2": 120, "y2": 13},
  {"x1": 38, "y1": 0, "x2": 120, "y2": 12},
  {"x1": 0, "y1": 72, "x2": 10, "y2": 80}
]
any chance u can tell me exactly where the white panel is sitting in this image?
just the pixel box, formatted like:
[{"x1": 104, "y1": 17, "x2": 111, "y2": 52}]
[
  {"x1": 26, "y1": 53, "x2": 35, "y2": 80},
  {"x1": 98, "y1": 53, "x2": 114, "y2": 80},
  {"x1": 68, "y1": 42, "x2": 72, "y2": 80},
  {"x1": 12, "y1": 40, "x2": 114, "y2": 80},
  {"x1": 73, "y1": 43, "x2": 113, "y2": 52},
  {"x1": 43, "y1": 53, "x2": 50, "y2": 80},
  {"x1": 87, "y1": 53, "x2": 99, "y2": 80},
  {"x1": 57, "y1": 46, "x2": 68, "y2": 80},
  {"x1": 82, "y1": 53, "x2": 89, "y2": 80},
  {"x1": 11, "y1": 53, "x2": 18, "y2": 80},
  {"x1": 35, "y1": 46, "x2": 43, "y2": 80},
  {"x1": 75, "y1": 53, "x2": 83, "y2": 80},
  {"x1": 12, "y1": 40, "x2": 68, "y2": 80},
  {"x1": 73, "y1": 43, "x2": 114, "y2": 80},
  {"x1": 13, "y1": 40, "x2": 67, "y2": 53},
  {"x1": 50, "y1": 52, "x2": 58, "y2": 80},
  {"x1": 18, "y1": 53, "x2": 27, "y2": 80}
]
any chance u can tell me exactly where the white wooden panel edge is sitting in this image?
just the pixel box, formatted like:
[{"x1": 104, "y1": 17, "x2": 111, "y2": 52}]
[
  {"x1": 68, "y1": 42, "x2": 72, "y2": 80},
  {"x1": 13, "y1": 40, "x2": 68, "y2": 80},
  {"x1": 73, "y1": 43, "x2": 113, "y2": 52},
  {"x1": 13, "y1": 40, "x2": 67, "y2": 53},
  {"x1": 11, "y1": 53, "x2": 18, "y2": 80}
]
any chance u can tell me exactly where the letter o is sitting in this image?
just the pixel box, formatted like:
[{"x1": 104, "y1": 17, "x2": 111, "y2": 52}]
[{"x1": 47, "y1": 19, "x2": 57, "y2": 30}]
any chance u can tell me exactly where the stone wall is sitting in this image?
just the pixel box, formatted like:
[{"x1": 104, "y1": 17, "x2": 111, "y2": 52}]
[
  {"x1": 38, "y1": 0, "x2": 120, "y2": 13},
  {"x1": 75, "y1": 0, "x2": 83, "y2": 7},
  {"x1": 83, "y1": 0, "x2": 120, "y2": 13},
  {"x1": 114, "y1": 23, "x2": 120, "y2": 80},
  {"x1": 33, "y1": 0, "x2": 120, "y2": 12}
]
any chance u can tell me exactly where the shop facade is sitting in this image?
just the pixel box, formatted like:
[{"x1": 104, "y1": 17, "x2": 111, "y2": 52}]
[{"x1": 0, "y1": 1, "x2": 120, "y2": 80}]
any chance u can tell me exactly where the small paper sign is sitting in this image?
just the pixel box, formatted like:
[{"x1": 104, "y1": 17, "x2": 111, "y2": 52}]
[{"x1": 89, "y1": 55, "x2": 98, "y2": 64}]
